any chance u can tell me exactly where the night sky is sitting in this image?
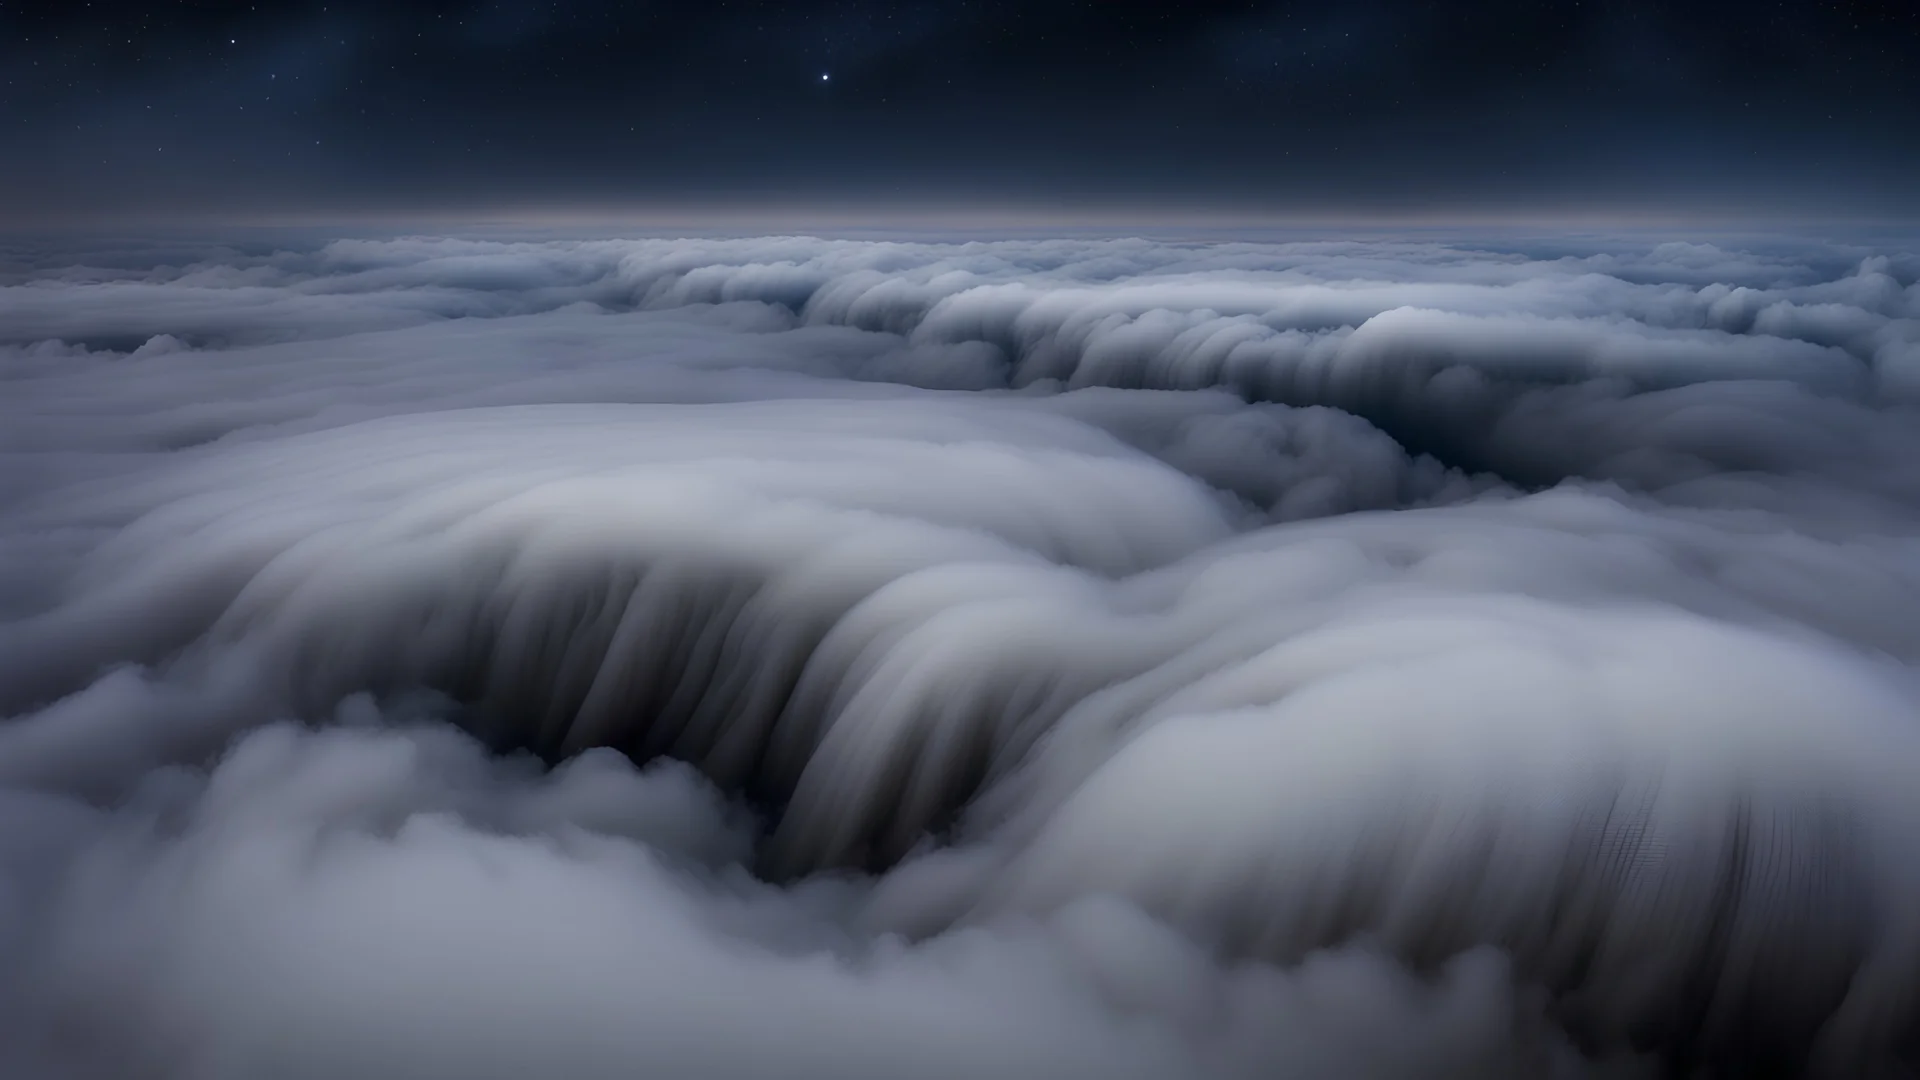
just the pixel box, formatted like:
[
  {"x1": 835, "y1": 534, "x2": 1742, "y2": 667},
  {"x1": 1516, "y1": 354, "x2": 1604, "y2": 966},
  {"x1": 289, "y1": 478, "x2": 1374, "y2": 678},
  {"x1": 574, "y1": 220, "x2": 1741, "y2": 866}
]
[{"x1": 4, "y1": 0, "x2": 1919, "y2": 223}]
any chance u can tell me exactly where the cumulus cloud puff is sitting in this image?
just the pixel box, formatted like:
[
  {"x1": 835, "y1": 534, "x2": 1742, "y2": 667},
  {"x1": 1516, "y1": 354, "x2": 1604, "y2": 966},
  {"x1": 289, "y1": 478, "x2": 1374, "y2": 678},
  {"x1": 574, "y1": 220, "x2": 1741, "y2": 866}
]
[{"x1": 2, "y1": 231, "x2": 1918, "y2": 1078}]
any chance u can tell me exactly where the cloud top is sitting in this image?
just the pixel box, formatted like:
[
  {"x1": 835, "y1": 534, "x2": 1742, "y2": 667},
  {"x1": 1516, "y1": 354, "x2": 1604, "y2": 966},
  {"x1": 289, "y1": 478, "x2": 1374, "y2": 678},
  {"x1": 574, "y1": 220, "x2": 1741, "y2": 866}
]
[{"x1": 2, "y1": 231, "x2": 1918, "y2": 1078}]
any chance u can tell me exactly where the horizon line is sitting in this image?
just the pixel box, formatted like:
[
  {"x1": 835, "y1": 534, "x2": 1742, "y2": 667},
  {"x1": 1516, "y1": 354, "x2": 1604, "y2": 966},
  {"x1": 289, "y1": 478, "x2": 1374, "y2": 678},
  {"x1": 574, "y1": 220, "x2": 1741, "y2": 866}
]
[{"x1": 7, "y1": 192, "x2": 1920, "y2": 237}]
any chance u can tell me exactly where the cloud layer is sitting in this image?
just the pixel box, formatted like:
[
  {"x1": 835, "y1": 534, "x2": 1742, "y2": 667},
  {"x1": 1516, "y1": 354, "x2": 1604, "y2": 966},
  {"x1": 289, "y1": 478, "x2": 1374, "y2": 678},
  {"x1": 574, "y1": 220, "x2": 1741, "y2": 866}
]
[{"x1": 3, "y1": 231, "x2": 1919, "y2": 1078}]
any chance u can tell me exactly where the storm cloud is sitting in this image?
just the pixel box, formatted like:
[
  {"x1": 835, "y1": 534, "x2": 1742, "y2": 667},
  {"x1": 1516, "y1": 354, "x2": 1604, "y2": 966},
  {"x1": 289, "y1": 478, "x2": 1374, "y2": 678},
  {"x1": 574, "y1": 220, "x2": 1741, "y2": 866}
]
[{"x1": 2, "y1": 231, "x2": 1919, "y2": 1078}]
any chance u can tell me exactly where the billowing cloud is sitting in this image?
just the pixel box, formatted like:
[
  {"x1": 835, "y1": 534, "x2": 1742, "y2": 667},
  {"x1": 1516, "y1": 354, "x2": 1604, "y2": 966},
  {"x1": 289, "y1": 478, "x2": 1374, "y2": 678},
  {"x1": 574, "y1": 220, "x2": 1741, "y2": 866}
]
[{"x1": 2, "y1": 231, "x2": 1918, "y2": 1078}]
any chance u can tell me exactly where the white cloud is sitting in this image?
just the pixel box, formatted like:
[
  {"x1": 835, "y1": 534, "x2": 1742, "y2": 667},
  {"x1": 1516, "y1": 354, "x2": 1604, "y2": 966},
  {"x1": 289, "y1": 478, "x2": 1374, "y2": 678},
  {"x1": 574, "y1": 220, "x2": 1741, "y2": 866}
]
[{"x1": 2, "y1": 231, "x2": 1918, "y2": 1077}]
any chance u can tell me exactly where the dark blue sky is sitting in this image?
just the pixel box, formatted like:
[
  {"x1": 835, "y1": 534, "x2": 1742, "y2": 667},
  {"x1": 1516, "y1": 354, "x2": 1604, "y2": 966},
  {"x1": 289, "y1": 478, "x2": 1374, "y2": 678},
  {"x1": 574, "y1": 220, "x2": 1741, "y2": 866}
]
[{"x1": 4, "y1": 0, "x2": 1917, "y2": 223}]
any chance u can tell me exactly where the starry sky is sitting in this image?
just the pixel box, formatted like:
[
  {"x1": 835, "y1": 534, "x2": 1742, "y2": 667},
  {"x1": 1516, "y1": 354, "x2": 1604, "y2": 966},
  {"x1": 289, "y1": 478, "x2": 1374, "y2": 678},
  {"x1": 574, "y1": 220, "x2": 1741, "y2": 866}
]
[{"x1": 3, "y1": 0, "x2": 1918, "y2": 225}]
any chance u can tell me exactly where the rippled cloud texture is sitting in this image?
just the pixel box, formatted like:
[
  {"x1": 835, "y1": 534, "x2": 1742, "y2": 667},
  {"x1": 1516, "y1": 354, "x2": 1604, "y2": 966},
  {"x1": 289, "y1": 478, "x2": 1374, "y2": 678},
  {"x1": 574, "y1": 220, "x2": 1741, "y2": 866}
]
[{"x1": 3, "y1": 232, "x2": 1920, "y2": 1078}]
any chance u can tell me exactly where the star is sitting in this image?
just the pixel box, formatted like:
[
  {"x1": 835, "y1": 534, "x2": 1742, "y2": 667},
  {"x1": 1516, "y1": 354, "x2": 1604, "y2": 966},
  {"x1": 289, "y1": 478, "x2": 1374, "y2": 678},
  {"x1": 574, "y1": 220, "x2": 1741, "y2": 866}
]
[{"x1": 820, "y1": 73, "x2": 830, "y2": 82}]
